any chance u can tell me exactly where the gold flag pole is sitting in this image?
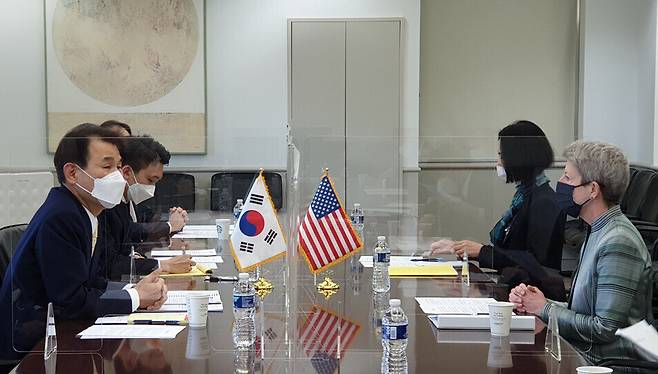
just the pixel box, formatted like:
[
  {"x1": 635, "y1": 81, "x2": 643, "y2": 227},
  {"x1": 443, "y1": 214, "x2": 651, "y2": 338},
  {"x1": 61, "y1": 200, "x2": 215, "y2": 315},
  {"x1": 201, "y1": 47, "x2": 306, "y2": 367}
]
[{"x1": 315, "y1": 167, "x2": 340, "y2": 299}]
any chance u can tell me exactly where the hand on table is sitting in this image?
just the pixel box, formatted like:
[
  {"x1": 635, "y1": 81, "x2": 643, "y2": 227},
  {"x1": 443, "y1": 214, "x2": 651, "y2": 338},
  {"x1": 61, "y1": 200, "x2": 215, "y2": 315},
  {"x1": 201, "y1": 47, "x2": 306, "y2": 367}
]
[
  {"x1": 168, "y1": 238, "x2": 189, "y2": 250},
  {"x1": 508, "y1": 283, "x2": 547, "y2": 315},
  {"x1": 453, "y1": 240, "x2": 483, "y2": 258},
  {"x1": 135, "y1": 270, "x2": 168, "y2": 310},
  {"x1": 160, "y1": 255, "x2": 195, "y2": 274},
  {"x1": 430, "y1": 239, "x2": 455, "y2": 255}
]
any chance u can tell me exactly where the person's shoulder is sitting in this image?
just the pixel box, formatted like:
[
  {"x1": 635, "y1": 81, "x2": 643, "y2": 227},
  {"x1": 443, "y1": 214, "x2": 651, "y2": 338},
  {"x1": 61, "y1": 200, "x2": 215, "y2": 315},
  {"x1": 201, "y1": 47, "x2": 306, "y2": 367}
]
[
  {"x1": 532, "y1": 182, "x2": 557, "y2": 198},
  {"x1": 35, "y1": 187, "x2": 86, "y2": 227},
  {"x1": 528, "y1": 183, "x2": 561, "y2": 208},
  {"x1": 599, "y1": 217, "x2": 648, "y2": 258}
]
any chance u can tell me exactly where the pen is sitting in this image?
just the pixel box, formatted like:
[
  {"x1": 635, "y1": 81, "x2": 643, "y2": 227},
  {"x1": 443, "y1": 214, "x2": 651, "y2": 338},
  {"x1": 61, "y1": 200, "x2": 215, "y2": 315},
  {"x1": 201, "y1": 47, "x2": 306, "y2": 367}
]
[
  {"x1": 410, "y1": 258, "x2": 444, "y2": 262},
  {"x1": 205, "y1": 275, "x2": 238, "y2": 282},
  {"x1": 132, "y1": 320, "x2": 181, "y2": 325}
]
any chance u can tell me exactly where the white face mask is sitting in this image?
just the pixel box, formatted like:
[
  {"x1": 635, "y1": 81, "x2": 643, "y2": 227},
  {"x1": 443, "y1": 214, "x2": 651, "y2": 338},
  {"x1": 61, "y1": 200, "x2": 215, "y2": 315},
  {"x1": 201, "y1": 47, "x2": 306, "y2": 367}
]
[
  {"x1": 76, "y1": 166, "x2": 126, "y2": 209},
  {"x1": 496, "y1": 165, "x2": 507, "y2": 180},
  {"x1": 127, "y1": 169, "x2": 156, "y2": 205}
]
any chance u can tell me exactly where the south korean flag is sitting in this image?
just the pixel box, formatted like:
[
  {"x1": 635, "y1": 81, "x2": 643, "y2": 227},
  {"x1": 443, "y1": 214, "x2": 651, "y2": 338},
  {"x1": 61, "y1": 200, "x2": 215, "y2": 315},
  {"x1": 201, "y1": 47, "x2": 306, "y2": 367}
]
[{"x1": 230, "y1": 171, "x2": 287, "y2": 271}]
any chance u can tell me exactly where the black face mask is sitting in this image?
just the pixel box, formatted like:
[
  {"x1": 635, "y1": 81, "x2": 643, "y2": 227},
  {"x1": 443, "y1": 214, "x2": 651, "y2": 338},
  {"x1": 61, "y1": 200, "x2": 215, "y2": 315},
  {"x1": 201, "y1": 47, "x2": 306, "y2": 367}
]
[{"x1": 556, "y1": 181, "x2": 591, "y2": 218}]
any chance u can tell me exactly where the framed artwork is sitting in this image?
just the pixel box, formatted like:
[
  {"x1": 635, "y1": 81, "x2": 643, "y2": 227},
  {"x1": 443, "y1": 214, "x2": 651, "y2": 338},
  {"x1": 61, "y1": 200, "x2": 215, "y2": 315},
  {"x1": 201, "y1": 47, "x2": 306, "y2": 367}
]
[{"x1": 45, "y1": 0, "x2": 206, "y2": 154}]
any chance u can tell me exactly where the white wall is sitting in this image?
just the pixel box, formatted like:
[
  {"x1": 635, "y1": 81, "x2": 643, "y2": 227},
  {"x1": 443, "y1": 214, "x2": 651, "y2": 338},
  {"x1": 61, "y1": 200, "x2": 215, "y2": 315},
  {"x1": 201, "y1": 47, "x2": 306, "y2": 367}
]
[
  {"x1": 580, "y1": 0, "x2": 656, "y2": 165},
  {"x1": 0, "y1": 0, "x2": 420, "y2": 171},
  {"x1": 0, "y1": 0, "x2": 51, "y2": 169},
  {"x1": 3, "y1": 0, "x2": 657, "y2": 168},
  {"x1": 655, "y1": 1, "x2": 658, "y2": 166}
]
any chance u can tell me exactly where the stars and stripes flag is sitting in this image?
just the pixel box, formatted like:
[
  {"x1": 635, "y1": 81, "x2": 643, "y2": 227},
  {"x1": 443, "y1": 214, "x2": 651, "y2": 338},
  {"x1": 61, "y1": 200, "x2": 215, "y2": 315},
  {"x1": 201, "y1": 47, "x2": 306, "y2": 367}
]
[
  {"x1": 230, "y1": 171, "x2": 287, "y2": 271},
  {"x1": 298, "y1": 173, "x2": 363, "y2": 273},
  {"x1": 310, "y1": 352, "x2": 339, "y2": 374},
  {"x1": 298, "y1": 305, "x2": 361, "y2": 364}
]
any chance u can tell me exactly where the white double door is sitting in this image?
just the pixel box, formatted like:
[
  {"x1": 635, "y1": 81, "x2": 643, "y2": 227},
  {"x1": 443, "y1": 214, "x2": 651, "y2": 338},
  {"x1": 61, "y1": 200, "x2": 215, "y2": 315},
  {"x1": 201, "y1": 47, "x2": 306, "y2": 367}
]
[{"x1": 289, "y1": 19, "x2": 402, "y2": 242}]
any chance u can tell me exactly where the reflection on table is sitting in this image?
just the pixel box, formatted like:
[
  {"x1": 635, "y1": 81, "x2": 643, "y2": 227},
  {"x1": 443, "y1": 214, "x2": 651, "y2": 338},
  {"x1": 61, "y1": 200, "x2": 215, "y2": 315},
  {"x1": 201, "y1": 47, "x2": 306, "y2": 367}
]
[{"x1": 13, "y1": 234, "x2": 588, "y2": 374}]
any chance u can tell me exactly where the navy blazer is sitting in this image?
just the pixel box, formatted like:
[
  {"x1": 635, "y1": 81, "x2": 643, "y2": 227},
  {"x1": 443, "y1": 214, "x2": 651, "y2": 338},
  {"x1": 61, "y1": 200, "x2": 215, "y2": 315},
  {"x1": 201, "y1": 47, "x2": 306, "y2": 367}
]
[
  {"x1": 100, "y1": 200, "x2": 170, "y2": 280},
  {"x1": 478, "y1": 182, "x2": 566, "y2": 271},
  {"x1": 0, "y1": 187, "x2": 132, "y2": 360}
]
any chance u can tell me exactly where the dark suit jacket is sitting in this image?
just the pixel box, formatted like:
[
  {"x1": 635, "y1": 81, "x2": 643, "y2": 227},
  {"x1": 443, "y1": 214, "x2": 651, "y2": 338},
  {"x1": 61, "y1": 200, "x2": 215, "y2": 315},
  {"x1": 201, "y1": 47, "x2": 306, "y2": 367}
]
[
  {"x1": 478, "y1": 182, "x2": 566, "y2": 271},
  {"x1": 0, "y1": 187, "x2": 132, "y2": 360},
  {"x1": 100, "y1": 201, "x2": 170, "y2": 280}
]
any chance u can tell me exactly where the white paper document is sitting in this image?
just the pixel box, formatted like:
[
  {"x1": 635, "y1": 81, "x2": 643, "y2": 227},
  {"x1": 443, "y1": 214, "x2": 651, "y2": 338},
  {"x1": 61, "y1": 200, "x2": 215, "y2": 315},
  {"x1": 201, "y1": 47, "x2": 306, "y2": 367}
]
[
  {"x1": 172, "y1": 231, "x2": 218, "y2": 239},
  {"x1": 416, "y1": 297, "x2": 498, "y2": 315},
  {"x1": 432, "y1": 328, "x2": 535, "y2": 344},
  {"x1": 182, "y1": 225, "x2": 217, "y2": 231},
  {"x1": 172, "y1": 225, "x2": 235, "y2": 239},
  {"x1": 165, "y1": 290, "x2": 222, "y2": 305},
  {"x1": 95, "y1": 315, "x2": 129, "y2": 325},
  {"x1": 155, "y1": 256, "x2": 224, "y2": 264},
  {"x1": 428, "y1": 314, "x2": 534, "y2": 331},
  {"x1": 146, "y1": 303, "x2": 223, "y2": 312},
  {"x1": 616, "y1": 320, "x2": 658, "y2": 362},
  {"x1": 151, "y1": 249, "x2": 217, "y2": 257},
  {"x1": 359, "y1": 256, "x2": 463, "y2": 268},
  {"x1": 77, "y1": 324, "x2": 185, "y2": 339},
  {"x1": 197, "y1": 262, "x2": 218, "y2": 270}
]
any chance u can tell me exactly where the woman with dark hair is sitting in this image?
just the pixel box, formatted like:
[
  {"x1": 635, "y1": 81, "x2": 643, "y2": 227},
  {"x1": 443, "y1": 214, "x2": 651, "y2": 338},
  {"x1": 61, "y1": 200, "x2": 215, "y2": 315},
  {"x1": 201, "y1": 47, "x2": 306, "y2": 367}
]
[{"x1": 432, "y1": 120, "x2": 565, "y2": 278}]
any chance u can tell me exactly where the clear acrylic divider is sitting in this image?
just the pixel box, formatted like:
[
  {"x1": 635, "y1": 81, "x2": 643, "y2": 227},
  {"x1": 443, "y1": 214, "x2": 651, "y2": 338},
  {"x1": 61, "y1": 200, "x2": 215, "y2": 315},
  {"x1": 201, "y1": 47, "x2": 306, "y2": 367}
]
[{"x1": 44, "y1": 302, "x2": 57, "y2": 360}]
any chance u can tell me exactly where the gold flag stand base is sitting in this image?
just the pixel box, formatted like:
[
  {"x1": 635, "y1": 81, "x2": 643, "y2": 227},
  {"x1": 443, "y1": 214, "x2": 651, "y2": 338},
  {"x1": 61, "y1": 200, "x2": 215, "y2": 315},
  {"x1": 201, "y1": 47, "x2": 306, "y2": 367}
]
[
  {"x1": 316, "y1": 277, "x2": 340, "y2": 299},
  {"x1": 254, "y1": 277, "x2": 274, "y2": 299}
]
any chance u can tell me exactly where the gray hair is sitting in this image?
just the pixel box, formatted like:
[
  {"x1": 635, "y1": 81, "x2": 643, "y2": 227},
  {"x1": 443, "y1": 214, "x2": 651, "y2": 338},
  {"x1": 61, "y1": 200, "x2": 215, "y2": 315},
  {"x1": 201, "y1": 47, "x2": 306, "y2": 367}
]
[{"x1": 563, "y1": 140, "x2": 629, "y2": 205}]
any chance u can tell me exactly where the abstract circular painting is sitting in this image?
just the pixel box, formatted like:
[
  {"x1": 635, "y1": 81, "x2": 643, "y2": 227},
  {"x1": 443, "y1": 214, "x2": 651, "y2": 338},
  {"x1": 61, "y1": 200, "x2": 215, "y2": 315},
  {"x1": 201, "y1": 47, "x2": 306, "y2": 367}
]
[{"x1": 52, "y1": 0, "x2": 199, "y2": 107}]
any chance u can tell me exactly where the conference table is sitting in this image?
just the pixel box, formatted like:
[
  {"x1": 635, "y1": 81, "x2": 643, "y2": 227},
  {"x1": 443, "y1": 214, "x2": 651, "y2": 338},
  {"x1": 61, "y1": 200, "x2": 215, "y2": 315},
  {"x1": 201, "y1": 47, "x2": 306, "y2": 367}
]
[{"x1": 12, "y1": 233, "x2": 589, "y2": 373}]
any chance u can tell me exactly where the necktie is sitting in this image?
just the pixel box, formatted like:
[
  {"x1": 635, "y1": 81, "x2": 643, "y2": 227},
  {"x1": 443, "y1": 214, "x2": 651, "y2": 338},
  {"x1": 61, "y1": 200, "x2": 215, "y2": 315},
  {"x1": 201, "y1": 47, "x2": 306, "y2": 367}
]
[
  {"x1": 91, "y1": 226, "x2": 98, "y2": 257},
  {"x1": 129, "y1": 201, "x2": 137, "y2": 223}
]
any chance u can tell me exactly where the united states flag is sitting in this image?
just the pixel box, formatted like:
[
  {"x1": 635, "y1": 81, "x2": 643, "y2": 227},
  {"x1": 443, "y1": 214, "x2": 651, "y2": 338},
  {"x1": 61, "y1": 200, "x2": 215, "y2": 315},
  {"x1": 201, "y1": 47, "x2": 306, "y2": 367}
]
[
  {"x1": 310, "y1": 352, "x2": 339, "y2": 374},
  {"x1": 298, "y1": 175, "x2": 363, "y2": 273},
  {"x1": 298, "y1": 305, "x2": 361, "y2": 360}
]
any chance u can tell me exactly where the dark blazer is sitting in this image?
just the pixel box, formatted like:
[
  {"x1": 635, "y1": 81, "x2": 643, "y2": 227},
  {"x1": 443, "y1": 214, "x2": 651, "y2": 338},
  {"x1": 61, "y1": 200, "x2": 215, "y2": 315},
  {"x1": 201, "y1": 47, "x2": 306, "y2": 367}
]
[
  {"x1": 100, "y1": 201, "x2": 170, "y2": 280},
  {"x1": 478, "y1": 182, "x2": 566, "y2": 272},
  {"x1": 0, "y1": 187, "x2": 132, "y2": 360}
]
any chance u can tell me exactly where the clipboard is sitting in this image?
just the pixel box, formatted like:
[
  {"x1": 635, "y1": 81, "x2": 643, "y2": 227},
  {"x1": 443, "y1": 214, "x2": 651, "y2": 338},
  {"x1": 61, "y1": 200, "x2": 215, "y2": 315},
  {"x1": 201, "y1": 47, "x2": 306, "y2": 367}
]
[
  {"x1": 160, "y1": 263, "x2": 213, "y2": 278},
  {"x1": 389, "y1": 264, "x2": 457, "y2": 277}
]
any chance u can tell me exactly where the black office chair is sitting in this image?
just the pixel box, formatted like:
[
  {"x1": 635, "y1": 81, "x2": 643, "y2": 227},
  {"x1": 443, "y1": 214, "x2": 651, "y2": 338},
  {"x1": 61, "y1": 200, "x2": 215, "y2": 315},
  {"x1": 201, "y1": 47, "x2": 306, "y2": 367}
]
[
  {"x1": 0, "y1": 224, "x2": 28, "y2": 285},
  {"x1": 622, "y1": 169, "x2": 656, "y2": 219},
  {"x1": 137, "y1": 173, "x2": 195, "y2": 222},
  {"x1": 210, "y1": 172, "x2": 283, "y2": 212},
  {"x1": 629, "y1": 177, "x2": 658, "y2": 227}
]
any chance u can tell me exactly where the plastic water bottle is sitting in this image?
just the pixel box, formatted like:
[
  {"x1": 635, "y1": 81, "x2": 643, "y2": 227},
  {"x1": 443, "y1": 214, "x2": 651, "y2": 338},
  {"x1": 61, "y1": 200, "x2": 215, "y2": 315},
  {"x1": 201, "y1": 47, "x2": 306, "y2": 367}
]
[
  {"x1": 372, "y1": 236, "x2": 390, "y2": 292},
  {"x1": 372, "y1": 291, "x2": 390, "y2": 336},
  {"x1": 381, "y1": 299, "x2": 408, "y2": 374},
  {"x1": 350, "y1": 203, "x2": 365, "y2": 238},
  {"x1": 233, "y1": 199, "x2": 244, "y2": 220},
  {"x1": 234, "y1": 348, "x2": 255, "y2": 374},
  {"x1": 232, "y1": 273, "x2": 256, "y2": 348}
]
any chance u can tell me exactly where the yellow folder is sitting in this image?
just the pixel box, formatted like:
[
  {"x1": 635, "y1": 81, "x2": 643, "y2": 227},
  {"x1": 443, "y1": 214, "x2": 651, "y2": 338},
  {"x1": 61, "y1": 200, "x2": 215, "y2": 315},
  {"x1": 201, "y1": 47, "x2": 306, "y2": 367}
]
[
  {"x1": 389, "y1": 264, "x2": 457, "y2": 277},
  {"x1": 160, "y1": 263, "x2": 212, "y2": 278},
  {"x1": 127, "y1": 312, "x2": 188, "y2": 325}
]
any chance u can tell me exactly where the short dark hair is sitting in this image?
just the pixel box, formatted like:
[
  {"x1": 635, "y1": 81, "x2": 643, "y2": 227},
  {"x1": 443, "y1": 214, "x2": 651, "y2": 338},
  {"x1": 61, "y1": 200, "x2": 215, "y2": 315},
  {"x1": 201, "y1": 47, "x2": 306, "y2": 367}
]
[
  {"x1": 53, "y1": 123, "x2": 123, "y2": 184},
  {"x1": 100, "y1": 120, "x2": 132, "y2": 136},
  {"x1": 498, "y1": 120, "x2": 554, "y2": 183},
  {"x1": 121, "y1": 135, "x2": 171, "y2": 173}
]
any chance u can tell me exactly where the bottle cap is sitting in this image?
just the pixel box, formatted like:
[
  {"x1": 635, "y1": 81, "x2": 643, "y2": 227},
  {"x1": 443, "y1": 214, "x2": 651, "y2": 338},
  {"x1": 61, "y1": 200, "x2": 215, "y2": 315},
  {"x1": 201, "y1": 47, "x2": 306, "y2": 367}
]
[
  {"x1": 389, "y1": 299, "x2": 401, "y2": 307},
  {"x1": 377, "y1": 235, "x2": 386, "y2": 241},
  {"x1": 237, "y1": 199, "x2": 243, "y2": 203},
  {"x1": 354, "y1": 203, "x2": 361, "y2": 208},
  {"x1": 238, "y1": 272, "x2": 249, "y2": 280}
]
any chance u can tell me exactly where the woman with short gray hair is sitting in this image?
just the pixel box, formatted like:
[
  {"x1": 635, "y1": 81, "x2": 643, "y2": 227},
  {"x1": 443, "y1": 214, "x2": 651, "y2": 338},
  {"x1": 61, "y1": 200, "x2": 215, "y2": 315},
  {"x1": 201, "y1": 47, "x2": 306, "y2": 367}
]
[
  {"x1": 563, "y1": 140, "x2": 630, "y2": 206},
  {"x1": 509, "y1": 140, "x2": 653, "y2": 366}
]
